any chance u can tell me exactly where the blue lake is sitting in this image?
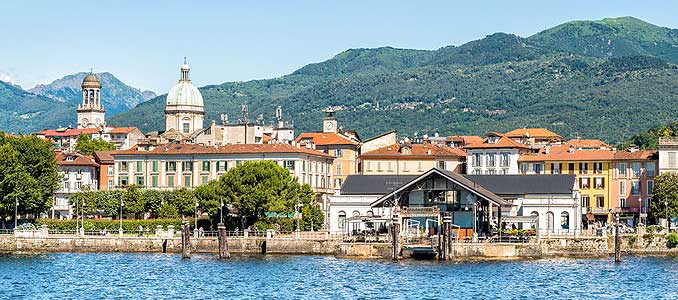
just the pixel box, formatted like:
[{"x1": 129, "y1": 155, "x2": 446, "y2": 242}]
[{"x1": 0, "y1": 253, "x2": 676, "y2": 299}]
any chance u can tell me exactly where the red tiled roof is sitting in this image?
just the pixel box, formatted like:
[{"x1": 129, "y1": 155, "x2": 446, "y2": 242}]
[
  {"x1": 295, "y1": 132, "x2": 358, "y2": 146},
  {"x1": 111, "y1": 143, "x2": 334, "y2": 158},
  {"x1": 519, "y1": 145, "x2": 615, "y2": 162},
  {"x1": 613, "y1": 150, "x2": 658, "y2": 160},
  {"x1": 361, "y1": 143, "x2": 466, "y2": 159},
  {"x1": 107, "y1": 127, "x2": 139, "y2": 134},
  {"x1": 36, "y1": 128, "x2": 100, "y2": 137},
  {"x1": 464, "y1": 136, "x2": 530, "y2": 149},
  {"x1": 445, "y1": 135, "x2": 484, "y2": 145},
  {"x1": 56, "y1": 153, "x2": 99, "y2": 167},
  {"x1": 504, "y1": 128, "x2": 563, "y2": 139},
  {"x1": 565, "y1": 139, "x2": 611, "y2": 149},
  {"x1": 93, "y1": 150, "x2": 115, "y2": 163}
]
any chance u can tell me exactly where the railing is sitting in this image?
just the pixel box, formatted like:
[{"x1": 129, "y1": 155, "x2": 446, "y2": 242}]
[{"x1": 0, "y1": 229, "x2": 14, "y2": 235}]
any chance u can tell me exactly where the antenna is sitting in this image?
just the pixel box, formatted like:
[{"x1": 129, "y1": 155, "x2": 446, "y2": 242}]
[{"x1": 184, "y1": 56, "x2": 187, "y2": 64}]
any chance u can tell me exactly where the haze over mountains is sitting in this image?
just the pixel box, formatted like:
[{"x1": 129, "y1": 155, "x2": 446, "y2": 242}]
[{"x1": 2, "y1": 17, "x2": 678, "y2": 143}]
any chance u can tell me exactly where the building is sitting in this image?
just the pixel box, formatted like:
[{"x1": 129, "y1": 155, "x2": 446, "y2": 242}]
[
  {"x1": 565, "y1": 139, "x2": 612, "y2": 150},
  {"x1": 464, "y1": 132, "x2": 530, "y2": 175},
  {"x1": 360, "y1": 142, "x2": 466, "y2": 175},
  {"x1": 504, "y1": 128, "x2": 563, "y2": 148},
  {"x1": 360, "y1": 130, "x2": 397, "y2": 154},
  {"x1": 53, "y1": 153, "x2": 99, "y2": 219},
  {"x1": 519, "y1": 145, "x2": 615, "y2": 224},
  {"x1": 658, "y1": 137, "x2": 678, "y2": 174},
  {"x1": 612, "y1": 149, "x2": 658, "y2": 226},
  {"x1": 328, "y1": 175, "x2": 415, "y2": 233},
  {"x1": 165, "y1": 59, "x2": 204, "y2": 135},
  {"x1": 93, "y1": 150, "x2": 115, "y2": 190},
  {"x1": 444, "y1": 135, "x2": 484, "y2": 148},
  {"x1": 106, "y1": 143, "x2": 335, "y2": 195},
  {"x1": 77, "y1": 73, "x2": 106, "y2": 129}
]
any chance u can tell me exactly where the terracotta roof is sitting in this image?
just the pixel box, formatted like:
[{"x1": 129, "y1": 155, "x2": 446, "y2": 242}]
[
  {"x1": 361, "y1": 143, "x2": 466, "y2": 159},
  {"x1": 464, "y1": 136, "x2": 530, "y2": 150},
  {"x1": 295, "y1": 132, "x2": 358, "y2": 146},
  {"x1": 445, "y1": 135, "x2": 484, "y2": 145},
  {"x1": 565, "y1": 139, "x2": 611, "y2": 149},
  {"x1": 107, "y1": 127, "x2": 139, "y2": 134},
  {"x1": 111, "y1": 143, "x2": 335, "y2": 158},
  {"x1": 363, "y1": 130, "x2": 397, "y2": 143},
  {"x1": 519, "y1": 145, "x2": 615, "y2": 162},
  {"x1": 504, "y1": 128, "x2": 563, "y2": 139},
  {"x1": 613, "y1": 150, "x2": 658, "y2": 160},
  {"x1": 93, "y1": 150, "x2": 115, "y2": 163},
  {"x1": 36, "y1": 128, "x2": 100, "y2": 137},
  {"x1": 56, "y1": 153, "x2": 99, "y2": 167}
]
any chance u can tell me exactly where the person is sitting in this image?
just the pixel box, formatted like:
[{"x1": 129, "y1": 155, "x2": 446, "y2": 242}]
[
  {"x1": 139, "y1": 225, "x2": 143, "y2": 236},
  {"x1": 198, "y1": 226, "x2": 204, "y2": 237}
]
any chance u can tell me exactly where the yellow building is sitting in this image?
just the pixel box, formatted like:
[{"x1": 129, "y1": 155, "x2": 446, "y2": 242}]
[
  {"x1": 360, "y1": 143, "x2": 467, "y2": 175},
  {"x1": 519, "y1": 145, "x2": 615, "y2": 224}
]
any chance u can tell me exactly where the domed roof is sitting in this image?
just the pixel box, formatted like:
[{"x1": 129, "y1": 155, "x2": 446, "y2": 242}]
[
  {"x1": 82, "y1": 73, "x2": 101, "y2": 88},
  {"x1": 166, "y1": 62, "x2": 203, "y2": 107}
]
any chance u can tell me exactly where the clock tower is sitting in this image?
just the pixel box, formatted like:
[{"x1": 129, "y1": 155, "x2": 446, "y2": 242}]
[
  {"x1": 77, "y1": 72, "x2": 106, "y2": 129},
  {"x1": 322, "y1": 109, "x2": 337, "y2": 133}
]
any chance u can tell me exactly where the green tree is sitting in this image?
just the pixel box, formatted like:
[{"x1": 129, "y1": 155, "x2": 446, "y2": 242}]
[
  {"x1": 74, "y1": 134, "x2": 116, "y2": 155},
  {"x1": 649, "y1": 173, "x2": 678, "y2": 222},
  {"x1": 123, "y1": 185, "x2": 145, "y2": 218},
  {"x1": 298, "y1": 184, "x2": 324, "y2": 231},
  {"x1": 194, "y1": 181, "x2": 222, "y2": 216}
]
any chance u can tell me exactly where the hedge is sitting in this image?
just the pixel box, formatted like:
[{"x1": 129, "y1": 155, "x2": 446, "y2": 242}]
[{"x1": 35, "y1": 218, "x2": 182, "y2": 231}]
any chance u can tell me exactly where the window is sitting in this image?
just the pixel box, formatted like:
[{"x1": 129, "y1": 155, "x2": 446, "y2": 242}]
[
  {"x1": 202, "y1": 161, "x2": 211, "y2": 172},
  {"x1": 581, "y1": 196, "x2": 590, "y2": 207},
  {"x1": 136, "y1": 161, "x2": 143, "y2": 173},
  {"x1": 107, "y1": 166, "x2": 113, "y2": 176},
  {"x1": 546, "y1": 212, "x2": 554, "y2": 232},
  {"x1": 473, "y1": 153, "x2": 482, "y2": 167},
  {"x1": 217, "y1": 161, "x2": 227, "y2": 172},
  {"x1": 377, "y1": 162, "x2": 382, "y2": 172},
  {"x1": 619, "y1": 181, "x2": 626, "y2": 196},
  {"x1": 182, "y1": 122, "x2": 190, "y2": 133},
  {"x1": 632, "y1": 162, "x2": 641, "y2": 177},
  {"x1": 645, "y1": 163, "x2": 655, "y2": 177},
  {"x1": 201, "y1": 175, "x2": 209, "y2": 185},
  {"x1": 486, "y1": 169, "x2": 496, "y2": 175},
  {"x1": 315, "y1": 175, "x2": 319, "y2": 187},
  {"x1": 302, "y1": 161, "x2": 306, "y2": 172},
  {"x1": 335, "y1": 149, "x2": 343, "y2": 157},
  {"x1": 321, "y1": 177, "x2": 325, "y2": 188},
  {"x1": 534, "y1": 164, "x2": 543, "y2": 174},
  {"x1": 107, "y1": 180, "x2": 114, "y2": 190},
  {"x1": 166, "y1": 161, "x2": 177, "y2": 172},
  {"x1": 366, "y1": 162, "x2": 372, "y2": 171},
  {"x1": 500, "y1": 168, "x2": 508, "y2": 175},
  {"x1": 336, "y1": 163, "x2": 342, "y2": 175},
  {"x1": 314, "y1": 162, "x2": 318, "y2": 173},
  {"x1": 568, "y1": 163, "x2": 575, "y2": 174},
  {"x1": 135, "y1": 176, "x2": 144, "y2": 186},
  {"x1": 284, "y1": 160, "x2": 295, "y2": 170},
  {"x1": 120, "y1": 162, "x2": 129, "y2": 172},
  {"x1": 338, "y1": 211, "x2": 346, "y2": 231},
  {"x1": 167, "y1": 175, "x2": 174, "y2": 188},
  {"x1": 579, "y1": 177, "x2": 590, "y2": 189},
  {"x1": 183, "y1": 175, "x2": 191, "y2": 187},
  {"x1": 593, "y1": 162, "x2": 603, "y2": 174},
  {"x1": 669, "y1": 152, "x2": 678, "y2": 168},
  {"x1": 560, "y1": 212, "x2": 569, "y2": 230},
  {"x1": 119, "y1": 176, "x2": 129, "y2": 187},
  {"x1": 487, "y1": 154, "x2": 496, "y2": 167},
  {"x1": 617, "y1": 163, "x2": 627, "y2": 177},
  {"x1": 151, "y1": 175, "x2": 158, "y2": 188},
  {"x1": 388, "y1": 162, "x2": 394, "y2": 171},
  {"x1": 417, "y1": 162, "x2": 423, "y2": 172},
  {"x1": 631, "y1": 181, "x2": 640, "y2": 195},
  {"x1": 644, "y1": 198, "x2": 651, "y2": 208},
  {"x1": 647, "y1": 180, "x2": 654, "y2": 195},
  {"x1": 500, "y1": 153, "x2": 509, "y2": 167},
  {"x1": 594, "y1": 177, "x2": 605, "y2": 189},
  {"x1": 579, "y1": 163, "x2": 588, "y2": 174},
  {"x1": 75, "y1": 181, "x2": 82, "y2": 190},
  {"x1": 552, "y1": 163, "x2": 561, "y2": 174},
  {"x1": 152, "y1": 161, "x2": 159, "y2": 172},
  {"x1": 519, "y1": 163, "x2": 528, "y2": 174},
  {"x1": 182, "y1": 161, "x2": 193, "y2": 172},
  {"x1": 596, "y1": 196, "x2": 605, "y2": 208},
  {"x1": 438, "y1": 161, "x2": 445, "y2": 169},
  {"x1": 474, "y1": 169, "x2": 482, "y2": 175},
  {"x1": 620, "y1": 198, "x2": 626, "y2": 208}
]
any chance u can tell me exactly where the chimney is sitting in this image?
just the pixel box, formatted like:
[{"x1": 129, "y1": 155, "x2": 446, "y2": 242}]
[
  {"x1": 544, "y1": 145, "x2": 551, "y2": 155},
  {"x1": 568, "y1": 146, "x2": 575, "y2": 154}
]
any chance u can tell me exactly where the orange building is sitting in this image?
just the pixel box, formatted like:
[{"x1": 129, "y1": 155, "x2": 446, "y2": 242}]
[
  {"x1": 611, "y1": 150, "x2": 658, "y2": 226},
  {"x1": 360, "y1": 142, "x2": 467, "y2": 175}
]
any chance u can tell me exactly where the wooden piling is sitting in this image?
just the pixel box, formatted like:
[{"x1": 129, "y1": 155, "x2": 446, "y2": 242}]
[
  {"x1": 218, "y1": 223, "x2": 230, "y2": 259},
  {"x1": 614, "y1": 213, "x2": 621, "y2": 263},
  {"x1": 391, "y1": 216, "x2": 399, "y2": 261},
  {"x1": 181, "y1": 222, "x2": 191, "y2": 259}
]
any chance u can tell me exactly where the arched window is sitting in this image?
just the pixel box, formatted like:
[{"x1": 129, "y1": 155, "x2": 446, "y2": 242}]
[
  {"x1": 366, "y1": 210, "x2": 374, "y2": 217},
  {"x1": 560, "y1": 212, "x2": 570, "y2": 230},
  {"x1": 352, "y1": 210, "x2": 360, "y2": 217},
  {"x1": 546, "y1": 212, "x2": 555, "y2": 232},
  {"x1": 530, "y1": 211, "x2": 539, "y2": 229},
  {"x1": 338, "y1": 211, "x2": 346, "y2": 231}
]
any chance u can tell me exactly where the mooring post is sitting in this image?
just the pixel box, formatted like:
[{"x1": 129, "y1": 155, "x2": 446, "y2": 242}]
[
  {"x1": 443, "y1": 215, "x2": 452, "y2": 260},
  {"x1": 614, "y1": 213, "x2": 621, "y2": 263},
  {"x1": 218, "y1": 223, "x2": 230, "y2": 259},
  {"x1": 181, "y1": 221, "x2": 191, "y2": 259},
  {"x1": 391, "y1": 215, "x2": 399, "y2": 261}
]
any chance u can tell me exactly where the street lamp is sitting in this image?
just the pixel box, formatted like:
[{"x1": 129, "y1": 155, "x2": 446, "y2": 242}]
[
  {"x1": 295, "y1": 200, "x2": 304, "y2": 232},
  {"x1": 220, "y1": 199, "x2": 224, "y2": 225},
  {"x1": 119, "y1": 199, "x2": 124, "y2": 233},
  {"x1": 195, "y1": 199, "x2": 199, "y2": 231},
  {"x1": 666, "y1": 201, "x2": 669, "y2": 230},
  {"x1": 14, "y1": 196, "x2": 18, "y2": 229}
]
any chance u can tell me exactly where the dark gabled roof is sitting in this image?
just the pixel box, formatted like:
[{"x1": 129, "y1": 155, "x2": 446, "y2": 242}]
[
  {"x1": 340, "y1": 175, "x2": 417, "y2": 195},
  {"x1": 463, "y1": 174, "x2": 576, "y2": 196}
]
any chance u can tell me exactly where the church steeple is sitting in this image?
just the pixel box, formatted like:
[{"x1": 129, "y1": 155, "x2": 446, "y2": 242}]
[
  {"x1": 180, "y1": 57, "x2": 190, "y2": 82},
  {"x1": 77, "y1": 71, "x2": 106, "y2": 129}
]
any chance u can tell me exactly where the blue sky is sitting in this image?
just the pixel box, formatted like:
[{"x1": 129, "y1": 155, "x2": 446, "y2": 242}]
[{"x1": 1, "y1": 0, "x2": 677, "y2": 93}]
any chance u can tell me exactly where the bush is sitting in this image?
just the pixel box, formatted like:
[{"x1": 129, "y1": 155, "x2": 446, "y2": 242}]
[
  {"x1": 628, "y1": 235, "x2": 637, "y2": 247},
  {"x1": 35, "y1": 218, "x2": 182, "y2": 231},
  {"x1": 667, "y1": 233, "x2": 678, "y2": 249}
]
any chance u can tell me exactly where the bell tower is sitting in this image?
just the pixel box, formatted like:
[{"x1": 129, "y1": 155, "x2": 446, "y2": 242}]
[
  {"x1": 77, "y1": 71, "x2": 106, "y2": 129},
  {"x1": 322, "y1": 109, "x2": 337, "y2": 133}
]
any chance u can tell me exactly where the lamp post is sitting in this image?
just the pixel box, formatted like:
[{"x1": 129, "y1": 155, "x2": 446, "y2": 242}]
[
  {"x1": 195, "y1": 199, "x2": 199, "y2": 231},
  {"x1": 119, "y1": 199, "x2": 124, "y2": 234},
  {"x1": 14, "y1": 196, "x2": 18, "y2": 229},
  {"x1": 81, "y1": 198, "x2": 85, "y2": 233},
  {"x1": 666, "y1": 201, "x2": 669, "y2": 230},
  {"x1": 220, "y1": 199, "x2": 224, "y2": 225},
  {"x1": 295, "y1": 200, "x2": 304, "y2": 232}
]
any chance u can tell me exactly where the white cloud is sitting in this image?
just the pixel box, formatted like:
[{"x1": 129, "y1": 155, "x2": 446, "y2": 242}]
[{"x1": 0, "y1": 72, "x2": 16, "y2": 84}]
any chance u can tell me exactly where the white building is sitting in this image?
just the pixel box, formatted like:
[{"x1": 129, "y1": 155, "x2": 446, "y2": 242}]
[
  {"x1": 464, "y1": 132, "x2": 530, "y2": 175},
  {"x1": 658, "y1": 137, "x2": 678, "y2": 174},
  {"x1": 53, "y1": 153, "x2": 100, "y2": 219},
  {"x1": 77, "y1": 73, "x2": 106, "y2": 129},
  {"x1": 165, "y1": 59, "x2": 204, "y2": 135}
]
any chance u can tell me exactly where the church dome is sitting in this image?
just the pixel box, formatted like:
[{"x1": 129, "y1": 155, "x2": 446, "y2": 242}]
[
  {"x1": 166, "y1": 62, "x2": 203, "y2": 108},
  {"x1": 82, "y1": 73, "x2": 101, "y2": 88}
]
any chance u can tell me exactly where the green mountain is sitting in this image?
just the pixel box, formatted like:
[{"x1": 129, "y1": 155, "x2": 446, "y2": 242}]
[
  {"x1": 0, "y1": 80, "x2": 73, "y2": 133},
  {"x1": 29, "y1": 72, "x2": 153, "y2": 116}
]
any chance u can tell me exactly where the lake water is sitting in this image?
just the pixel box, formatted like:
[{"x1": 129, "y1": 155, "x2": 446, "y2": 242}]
[{"x1": 0, "y1": 253, "x2": 676, "y2": 299}]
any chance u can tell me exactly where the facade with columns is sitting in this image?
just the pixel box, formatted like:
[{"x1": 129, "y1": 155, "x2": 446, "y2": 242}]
[{"x1": 77, "y1": 73, "x2": 106, "y2": 129}]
